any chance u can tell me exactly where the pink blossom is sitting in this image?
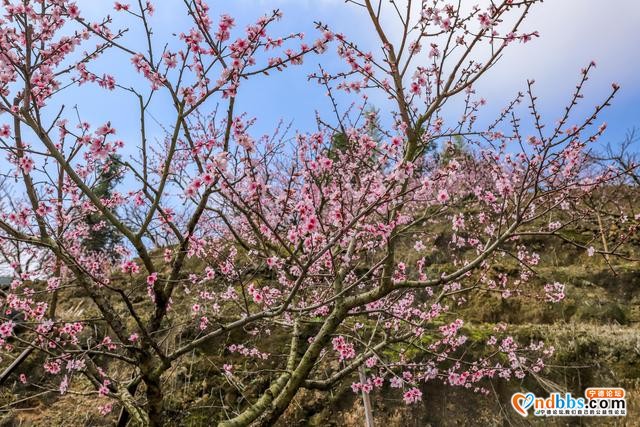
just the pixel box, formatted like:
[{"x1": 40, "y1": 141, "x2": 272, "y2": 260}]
[
  {"x1": 403, "y1": 387, "x2": 423, "y2": 404},
  {"x1": 544, "y1": 282, "x2": 565, "y2": 303},
  {"x1": 437, "y1": 189, "x2": 450, "y2": 203},
  {"x1": 19, "y1": 157, "x2": 35, "y2": 174},
  {"x1": 414, "y1": 240, "x2": 426, "y2": 251},
  {"x1": 147, "y1": 273, "x2": 158, "y2": 285},
  {"x1": 98, "y1": 403, "x2": 113, "y2": 415},
  {"x1": 332, "y1": 336, "x2": 355, "y2": 361},
  {"x1": 44, "y1": 360, "x2": 62, "y2": 375},
  {"x1": 121, "y1": 260, "x2": 140, "y2": 275},
  {"x1": 199, "y1": 316, "x2": 209, "y2": 330},
  {"x1": 365, "y1": 356, "x2": 377, "y2": 368},
  {"x1": 59, "y1": 376, "x2": 69, "y2": 395},
  {"x1": 0, "y1": 321, "x2": 15, "y2": 338},
  {"x1": 99, "y1": 379, "x2": 111, "y2": 396},
  {"x1": 478, "y1": 13, "x2": 492, "y2": 29}
]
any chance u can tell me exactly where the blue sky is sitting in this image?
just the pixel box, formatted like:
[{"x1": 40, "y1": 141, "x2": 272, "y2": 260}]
[
  {"x1": 1, "y1": 1, "x2": 638, "y2": 273},
  {"x1": 54, "y1": 1, "x2": 640, "y2": 153}
]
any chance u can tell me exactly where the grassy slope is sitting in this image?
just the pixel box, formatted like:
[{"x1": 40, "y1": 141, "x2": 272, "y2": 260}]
[{"x1": 1, "y1": 237, "x2": 638, "y2": 426}]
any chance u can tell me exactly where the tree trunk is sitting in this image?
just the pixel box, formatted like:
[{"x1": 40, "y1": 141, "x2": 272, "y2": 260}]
[
  {"x1": 0, "y1": 345, "x2": 34, "y2": 385},
  {"x1": 220, "y1": 310, "x2": 345, "y2": 427},
  {"x1": 254, "y1": 312, "x2": 345, "y2": 427},
  {"x1": 146, "y1": 378, "x2": 164, "y2": 427},
  {"x1": 358, "y1": 366, "x2": 375, "y2": 427},
  {"x1": 117, "y1": 381, "x2": 141, "y2": 427},
  {"x1": 116, "y1": 386, "x2": 150, "y2": 427}
]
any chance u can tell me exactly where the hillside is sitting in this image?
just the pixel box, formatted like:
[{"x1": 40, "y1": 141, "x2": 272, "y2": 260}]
[{"x1": 1, "y1": 229, "x2": 638, "y2": 426}]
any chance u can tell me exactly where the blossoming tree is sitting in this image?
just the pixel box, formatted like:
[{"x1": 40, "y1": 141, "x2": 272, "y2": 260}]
[{"x1": 0, "y1": 0, "x2": 628, "y2": 426}]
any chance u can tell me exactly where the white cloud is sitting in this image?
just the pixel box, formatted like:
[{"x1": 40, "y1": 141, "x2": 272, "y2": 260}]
[
  {"x1": 359, "y1": 0, "x2": 639, "y2": 129},
  {"x1": 479, "y1": 0, "x2": 640, "y2": 98}
]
